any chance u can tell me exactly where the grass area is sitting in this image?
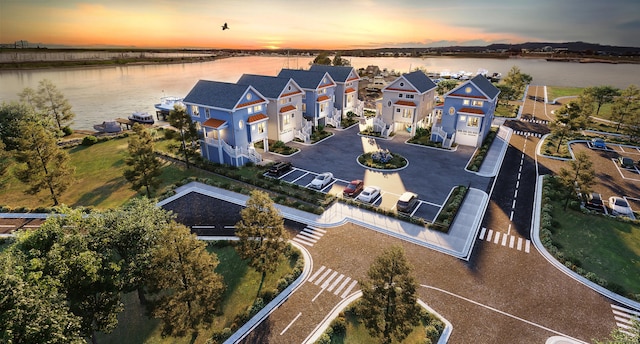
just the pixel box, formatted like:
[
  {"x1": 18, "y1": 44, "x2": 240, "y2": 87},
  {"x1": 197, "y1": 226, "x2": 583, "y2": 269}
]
[
  {"x1": 495, "y1": 103, "x2": 518, "y2": 118},
  {"x1": 541, "y1": 176, "x2": 640, "y2": 300},
  {"x1": 540, "y1": 134, "x2": 574, "y2": 158},
  {"x1": 0, "y1": 137, "x2": 212, "y2": 209},
  {"x1": 319, "y1": 302, "x2": 443, "y2": 344},
  {"x1": 98, "y1": 242, "x2": 301, "y2": 344},
  {"x1": 547, "y1": 86, "x2": 584, "y2": 101}
]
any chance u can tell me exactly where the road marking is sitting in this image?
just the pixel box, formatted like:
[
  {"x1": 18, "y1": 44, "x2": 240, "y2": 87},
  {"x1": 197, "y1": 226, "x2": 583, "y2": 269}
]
[
  {"x1": 341, "y1": 280, "x2": 358, "y2": 298},
  {"x1": 291, "y1": 172, "x2": 309, "y2": 183},
  {"x1": 509, "y1": 235, "x2": 515, "y2": 248},
  {"x1": 308, "y1": 266, "x2": 326, "y2": 283},
  {"x1": 299, "y1": 230, "x2": 322, "y2": 240},
  {"x1": 293, "y1": 236, "x2": 315, "y2": 246},
  {"x1": 327, "y1": 274, "x2": 344, "y2": 292},
  {"x1": 611, "y1": 304, "x2": 640, "y2": 335},
  {"x1": 509, "y1": 211, "x2": 514, "y2": 221},
  {"x1": 280, "y1": 312, "x2": 302, "y2": 335},
  {"x1": 422, "y1": 285, "x2": 589, "y2": 343},
  {"x1": 514, "y1": 189, "x2": 518, "y2": 199},
  {"x1": 479, "y1": 227, "x2": 487, "y2": 240},
  {"x1": 517, "y1": 238, "x2": 523, "y2": 251},
  {"x1": 312, "y1": 287, "x2": 324, "y2": 302},
  {"x1": 192, "y1": 225, "x2": 216, "y2": 229},
  {"x1": 493, "y1": 231, "x2": 501, "y2": 244},
  {"x1": 334, "y1": 277, "x2": 351, "y2": 296},
  {"x1": 516, "y1": 180, "x2": 520, "y2": 189},
  {"x1": 525, "y1": 240, "x2": 531, "y2": 253},
  {"x1": 486, "y1": 229, "x2": 494, "y2": 242},
  {"x1": 507, "y1": 224, "x2": 512, "y2": 235},
  {"x1": 501, "y1": 233, "x2": 508, "y2": 246},
  {"x1": 322, "y1": 271, "x2": 339, "y2": 289},
  {"x1": 315, "y1": 268, "x2": 333, "y2": 286},
  {"x1": 512, "y1": 199, "x2": 517, "y2": 209}
]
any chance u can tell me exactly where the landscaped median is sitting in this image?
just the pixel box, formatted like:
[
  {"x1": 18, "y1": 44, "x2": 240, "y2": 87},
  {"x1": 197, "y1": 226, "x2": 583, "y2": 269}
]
[{"x1": 538, "y1": 175, "x2": 640, "y2": 302}]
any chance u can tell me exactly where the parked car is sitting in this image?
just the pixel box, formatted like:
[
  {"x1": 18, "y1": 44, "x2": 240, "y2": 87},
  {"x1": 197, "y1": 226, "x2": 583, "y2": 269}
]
[
  {"x1": 608, "y1": 196, "x2": 633, "y2": 217},
  {"x1": 267, "y1": 161, "x2": 292, "y2": 176},
  {"x1": 618, "y1": 157, "x2": 634, "y2": 169},
  {"x1": 310, "y1": 172, "x2": 333, "y2": 189},
  {"x1": 590, "y1": 138, "x2": 606, "y2": 149},
  {"x1": 343, "y1": 180, "x2": 364, "y2": 197},
  {"x1": 356, "y1": 186, "x2": 381, "y2": 203},
  {"x1": 585, "y1": 192, "x2": 605, "y2": 212},
  {"x1": 396, "y1": 192, "x2": 418, "y2": 213}
]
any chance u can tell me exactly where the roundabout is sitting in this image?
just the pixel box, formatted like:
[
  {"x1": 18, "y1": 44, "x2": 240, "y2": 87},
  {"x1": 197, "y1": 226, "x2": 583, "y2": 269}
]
[{"x1": 356, "y1": 149, "x2": 409, "y2": 172}]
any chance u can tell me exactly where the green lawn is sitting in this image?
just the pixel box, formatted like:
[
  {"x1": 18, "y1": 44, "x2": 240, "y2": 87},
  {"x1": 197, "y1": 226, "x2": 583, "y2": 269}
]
[
  {"x1": 547, "y1": 86, "x2": 584, "y2": 101},
  {"x1": 98, "y1": 242, "x2": 300, "y2": 344},
  {"x1": 0, "y1": 137, "x2": 212, "y2": 209},
  {"x1": 550, "y1": 201, "x2": 640, "y2": 297}
]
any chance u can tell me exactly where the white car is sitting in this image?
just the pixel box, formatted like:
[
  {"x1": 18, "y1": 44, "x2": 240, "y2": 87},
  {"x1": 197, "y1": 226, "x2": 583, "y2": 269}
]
[
  {"x1": 310, "y1": 172, "x2": 333, "y2": 189},
  {"x1": 357, "y1": 186, "x2": 381, "y2": 203},
  {"x1": 609, "y1": 196, "x2": 633, "y2": 217}
]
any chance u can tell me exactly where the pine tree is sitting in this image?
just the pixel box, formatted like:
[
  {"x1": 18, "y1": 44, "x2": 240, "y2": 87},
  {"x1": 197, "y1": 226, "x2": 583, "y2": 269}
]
[
  {"x1": 235, "y1": 190, "x2": 288, "y2": 295},
  {"x1": 358, "y1": 245, "x2": 421, "y2": 344},
  {"x1": 19, "y1": 79, "x2": 75, "y2": 133},
  {"x1": 557, "y1": 151, "x2": 595, "y2": 210},
  {"x1": 147, "y1": 222, "x2": 225, "y2": 337},
  {"x1": 124, "y1": 124, "x2": 163, "y2": 197},
  {"x1": 13, "y1": 122, "x2": 75, "y2": 206},
  {"x1": 167, "y1": 104, "x2": 197, "y2": 168}
]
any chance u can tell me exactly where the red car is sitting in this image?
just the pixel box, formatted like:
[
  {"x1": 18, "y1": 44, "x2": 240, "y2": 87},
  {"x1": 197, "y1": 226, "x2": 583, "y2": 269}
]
[{"x1": 343, "y1": 180, "x2": 364, "y2": 197}]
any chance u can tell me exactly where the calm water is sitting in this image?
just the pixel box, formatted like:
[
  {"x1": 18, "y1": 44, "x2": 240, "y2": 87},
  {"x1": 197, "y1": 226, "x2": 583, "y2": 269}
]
[{"x1": 1, "y1": 56, "x2": 638, "y2": 130}]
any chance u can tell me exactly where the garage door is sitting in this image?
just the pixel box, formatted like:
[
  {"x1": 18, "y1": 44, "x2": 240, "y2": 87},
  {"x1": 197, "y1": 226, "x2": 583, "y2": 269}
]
[{"x1": 455, "y1": 131, "x2": 479, "y2": 147}]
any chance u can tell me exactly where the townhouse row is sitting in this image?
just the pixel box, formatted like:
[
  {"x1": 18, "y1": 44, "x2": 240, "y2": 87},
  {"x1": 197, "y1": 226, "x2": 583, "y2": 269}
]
[{"x1": 181, "y1": 65, "x2": 500, "y2": 167}]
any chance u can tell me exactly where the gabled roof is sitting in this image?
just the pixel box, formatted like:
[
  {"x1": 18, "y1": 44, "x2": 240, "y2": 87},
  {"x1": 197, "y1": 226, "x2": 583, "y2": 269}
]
[
  {"x1": 277, "y1": 69, "x2": 335, "y2": 90},
  {"x1": 237, "y1": 74, "x2": 301, "y2": 99},
  {"x1": 470, "y1": 74, "x2": 500, "y2": 99},
  {"x1": 402, "y1": 70, "x2": 437, "y2": 93},
  {"x1": 309, "y1": 65, "x2": 360, "y2": 83},
  {"x1": 183, "y1": 80, "x2": 266, "y2": 110},
  {"x1": 448, "y1": 75, "x2": 500, "y2": 100}
]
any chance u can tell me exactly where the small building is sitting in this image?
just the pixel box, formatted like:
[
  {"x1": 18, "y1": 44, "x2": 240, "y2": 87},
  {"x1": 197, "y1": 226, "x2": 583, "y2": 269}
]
[
  {"x1": 431, "y1": 75, "x2": 500, "y2": 147},
  {"x1": 183, "y1": 80, "x2": 268, "y2": 166},
  {"x1": 237, "y1": 74, "x2": 310, "y2": 143},
  {"x1": 377, "y1": 70, "x2": 437, "y2": 137},
  {"x1": 309, "y1": 64, "x2": 363, "y2": 117},
  {"x1": 277, "y1": 69, "x2": 338, "y2": 128}
]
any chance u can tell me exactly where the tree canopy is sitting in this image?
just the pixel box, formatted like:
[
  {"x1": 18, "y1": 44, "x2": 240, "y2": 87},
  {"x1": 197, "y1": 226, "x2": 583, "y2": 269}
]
[
  {"x1": 167, "y1": 104, "x2": 199, "y2": 168},
  {"x1": 358, "y1": 245, "x2": 421, "y2": 344},
  {"x1": 502, "y1": 66, "x2": 532, "y2": 99},
  {"x1": 557, "y1": 151, "x2": 595, "y2": 209},
  {"x1": 19, "y1": 79, "x2": 75, "y2": 133},
  {"x1": 124, "y1": 123, "x2": 163, "y2": 197},
  {"x1": 312, "y1": 52, "x2": 332, "y2": 65}
]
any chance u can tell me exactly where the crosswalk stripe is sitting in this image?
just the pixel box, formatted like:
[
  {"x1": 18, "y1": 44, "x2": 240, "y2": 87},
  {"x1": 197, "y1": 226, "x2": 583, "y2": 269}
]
[
  {"x1": 487, "y1": 229, "x2": 494, "y2": 242},
  {"x1": 315, "y1": 268, "x2": 333, "y2": 286},
  {"x1": 322, "y1": 271, "x2": 339, "y2": 289},
  {"x1": 334, "y1": 277, "x2": 351, "y2": 296},
  {"x1": 501, "y1": 233, "x2": 508, "y2": 246},
  {"x1": 479, "y1": 227, "x2": 487, "y2": 240},
  {"x1": 525, "y1": 240, "x2": 531, "y2": 253},
  {"x1": 341, "y1": 280, "x2": 359, "y2": 299},
  {"x1": 611, "y1": 304, "x2": 640, "y2": 334},
  {"x1": 509, "y1": 235, "x2": 515, "y2": 248},
  {"x1": 293, "y1": 237, "x2": 314, "y2": 247},
  {"x1": 308, "y1": 266, "x2": 325, "y2": 283},
  {"x1": 306, "y1": 226, "x2": 327, "y2": 234},
  {"x1": 517, "y1": 237, "x2": 523, "y2": 251},
  {"x1": 299, "y1": 230, "x2": 321, "y2": 240},
  {"x1": 327, "y1": 274, "x2": 344, "y2": 292},
  {"x1": 493, "y1": 231, "x2": 501, "y2": 244}
]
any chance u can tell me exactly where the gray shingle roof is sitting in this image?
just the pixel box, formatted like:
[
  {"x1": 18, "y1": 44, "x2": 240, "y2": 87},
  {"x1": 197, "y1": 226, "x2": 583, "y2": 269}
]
[
  {"x1": 402, "y1": 70, "x2": 437, "y2": 93},
  {"x1": 471, "y1": 74, "x2": 500, "y2": 99},
  {"x1": 277, "y1": 69, "x2": 331, "y2": 89},
  {"x1": 309, "y1": 65, "x2": 356, "y2": 83},
  {"x1": 183, "y1": 80, "x2": 254, "y2": 110},
  {"x1": 237, "y1": 74, "x2": 290, "y2": 99}
]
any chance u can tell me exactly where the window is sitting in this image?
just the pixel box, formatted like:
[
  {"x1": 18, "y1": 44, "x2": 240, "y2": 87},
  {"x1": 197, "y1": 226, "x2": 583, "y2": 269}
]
[
  {"x1": 399, "y1": 93, "x2": 403, "y2": 98},
  {"x1": 401, "y1": 108, "x2": 412, "y2": 118},
  {"x1": 467, "y1": 117, "x2": 479, "y2": 127},
  {"x1": 283, "y1": 114, "x2": 290, "y2": 125},
  {"x1": 406, "y1": 94, "x2": 414, "y2": 99},
  {"x1": 320, "y1": 102, "x2": 327, "y2": 112},
  {"x1": 253, "y1": 105, "x2": 262, "y2": 112},
  {"x1": 191, "y1": 105, "x2": 200, "y2": 117},
  {"x1": 205, "y1": 108, "x2": 210, "y2": 119},
  {"x1": 257, "y1": 122, "x2": 265, "y2": 133},
  {"x1": 280, "y1": 98, "x2": 287, "y2": 105},
  {"x1": 472, "y1": 100, "x2": 484, "y2": 107},
  {"x1": 463, "y1": 99, "x2": 470, "y2": 106},
  {"x1": 248, "y1": 107, "x2": 253, "y2": 114}
]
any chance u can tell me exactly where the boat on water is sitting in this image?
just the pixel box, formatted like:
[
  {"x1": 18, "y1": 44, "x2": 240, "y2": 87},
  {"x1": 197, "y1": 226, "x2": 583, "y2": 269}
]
[
  {"x1": 488, "y1": 72, "x2": 502, "y2": 82},
  {"x1": 154, "y1": 96, "x2": 184, "y2": 120},
  {"x1": 128, "y1": 111, "x2": 155, "y2": 124},
  {"x1": 93, "y1": 120, "x2": 122, "y2": 133}
]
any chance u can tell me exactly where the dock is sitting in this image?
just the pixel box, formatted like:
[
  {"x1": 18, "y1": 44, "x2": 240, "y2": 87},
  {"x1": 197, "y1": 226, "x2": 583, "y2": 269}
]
[{"x1": 115, "y1": 118, "x2": 133, "y2": 130}]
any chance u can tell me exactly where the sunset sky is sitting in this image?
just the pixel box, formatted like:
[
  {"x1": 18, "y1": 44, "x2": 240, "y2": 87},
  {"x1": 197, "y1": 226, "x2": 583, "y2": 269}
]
[{"x1": 1, "y1": 0, "x2": 639, "y2": 49}]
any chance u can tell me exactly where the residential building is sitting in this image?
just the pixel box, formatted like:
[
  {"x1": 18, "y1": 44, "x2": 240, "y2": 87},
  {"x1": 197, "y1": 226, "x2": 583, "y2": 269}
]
[
  {"x1": 309, "y1": 64, "x2": 363, "y2": 116},
  {"x1": 237, "y1": 74, "x2": 310, "y2": 143},
  {"x1": 183, "y1": 80, "x2": 268, "y2": 166},
  {"x1": 431, "y1": 74, "x2": 500, "y2": 147},
  {"x1": 277, "y1": 69, "x2": 338, "y2": 128},
  {"x1": 377, "y1": 70, "x2": 437, "y2": 137}
]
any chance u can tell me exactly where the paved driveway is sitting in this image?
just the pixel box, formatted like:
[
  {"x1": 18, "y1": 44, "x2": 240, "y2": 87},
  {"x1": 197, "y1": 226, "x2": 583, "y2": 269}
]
[{"x1": 262, "y1": 124, "x2": 492, "y2": 220}]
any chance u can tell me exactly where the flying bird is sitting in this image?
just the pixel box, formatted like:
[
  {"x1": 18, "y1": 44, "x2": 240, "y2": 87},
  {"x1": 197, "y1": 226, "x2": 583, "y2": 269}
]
[{"x1": 222, "y1": 23, "x2": 229, "y2": 30}]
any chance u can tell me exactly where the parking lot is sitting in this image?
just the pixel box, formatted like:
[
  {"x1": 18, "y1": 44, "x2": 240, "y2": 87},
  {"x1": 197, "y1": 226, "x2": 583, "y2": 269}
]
[{"x1": 261, "y1": 124, "x2": 492, "y2": 223}]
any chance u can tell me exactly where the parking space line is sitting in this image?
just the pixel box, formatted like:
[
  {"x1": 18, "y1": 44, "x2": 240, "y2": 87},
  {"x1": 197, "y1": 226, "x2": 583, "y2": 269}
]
[
  {"x1": 421, "y1": 200, "x2": 442, "y2": 207},
  {"x1": 291, "y1": 172, "x2": 310, "y2": 183}
]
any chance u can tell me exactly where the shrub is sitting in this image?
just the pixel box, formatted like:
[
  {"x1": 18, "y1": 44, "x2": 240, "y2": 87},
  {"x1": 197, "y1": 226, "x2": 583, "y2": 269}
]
[
  {"x1": 62, "y1": 126, "x2": 73, "y2": 136},
  {"x1": 330, "y1": 316, "x2": 347, "y2": 335},
  {"x1": 81, "y1": 135, "x2": 98, "y2": 146}
]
